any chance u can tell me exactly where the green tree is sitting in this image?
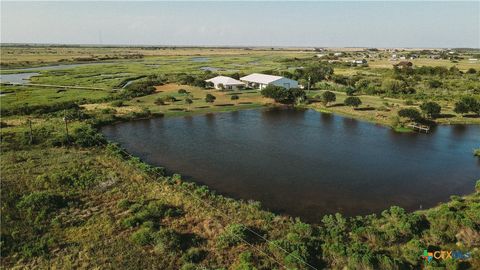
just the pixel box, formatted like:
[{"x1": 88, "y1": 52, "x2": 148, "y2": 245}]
[
  {"x1": 381, "y1": 79, "x2": 406, "y2": 94},
  {"x1": 420, "y1": 102, "x2": 441, "y2": 119},
  {"x1": 345, "y1": 87, "x2": 356, "y2": 96},
  {"x1": 466, "y1": 68, "x2": 477, "y2": 74},
  {"x1": 205, "y1": 94, "x2": 216, "y2": 103},
  {"x1": 184, "y1": 98, "x2": 193, "y2": 109},
  {"x1": 398, "y1": 108, "x2": 421, "y2": 121},
  {"x1": 454, "y1": 97, "x2": 480, "y2": 115},
  {"x1": 321, "y1": 91, "x2": 336, "y2": 106},
  {"x1": 231, "y1": 95, "x2": 240, "y2": 104},
  {"x1": 344, "y1": 97, "x2": 362, "y2": 108},
  {"x1": 178, "y1": 89, "x2": 188, "y2": 95},
  {"x1": 260, "y1": 85, "x2": 306, "y2": 104}
]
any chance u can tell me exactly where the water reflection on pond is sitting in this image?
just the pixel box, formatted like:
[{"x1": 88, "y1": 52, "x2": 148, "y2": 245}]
[{"x1": 102, "y1": 108, "x2": 480, "y2": 223}]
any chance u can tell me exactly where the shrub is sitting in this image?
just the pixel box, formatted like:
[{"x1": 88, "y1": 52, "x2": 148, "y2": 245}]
[
  {"x1": 72, "y1": 125, "x2": 106, "y2": 147},
  {"x1": 154, "y1": 98, "x2": 165, "y2": 105},
  {"x1": 17, "y1": 191, "x2": 66, "y2": 223},
  {"x1": 345, "y1": 86, "x2": 356, "y2": 96},
  {"x1": 181, "y1": 248, "x2": 206, "y2": 263},
  {"x1": 131, "y1": 227, "x2": 154, "y2": 246},
  {"x1": 233, "y1": 251, "x2": 258, "y2": 270},
  {"x1": 321, "y1": 91, "x2": 336, "y2": 106},
  {"x1": 466, "y1": 68, "x2": 477, "y2": 74},
  {"x1": 217, "y1": 224, "x2": 250, "y2": 248},
  {"x1": 184, "y1": 98, "x2": 193, "y2": 106},
  {"x1": 270, "y1": 221, "x2": 321, "y2": 268},
  {"x1": 205, "y1": 94, "x2": 216, "y2": 103},
  {"x1": 454, "y1": 96, "x2": 480, "y2": 115},
  {"x1": 344, "y1": 97, "x2": 362, "y2": 108},
  {"x1": 420, "y1": 101, "x2": 441, "y2": 118},
  {"x1": 261, "y1": 85, "x2": 305, "y2": 104},
  {"x1": 178, "y1": 89, "x2": 188, "y2": 94},
  {"x1": 428, "y1": 79, "x2": 442, "y2": 88},
  {"x1": 398, "y1": 108, "x2": 421, "y2": 121},
  {"x1": 110, "y1": 100, "x2": 124, "y2": 107},
  {"x1": 117, "y1": 199, "x2": 130, "y2": 209},
  {"x1": 154, "y1": 228, "x2": 182, "y2": 252},
  {"x1": 37, "y1": 165, "x2": 99, "y2": 189},
  {"x1": 163, "y1": 95, "x2": 177, "y2": 103},
  {"x1": 231, "y1": 95, "x2": 240, "y2": 102}
]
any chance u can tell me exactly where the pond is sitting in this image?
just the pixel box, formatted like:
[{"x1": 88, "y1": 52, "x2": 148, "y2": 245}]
[
  {"x1": 101, "y1": 108, "x2": 480, "y2": 223},
  {"x1": 0, "y1": 72, "x2": 40, "y2": 84}
]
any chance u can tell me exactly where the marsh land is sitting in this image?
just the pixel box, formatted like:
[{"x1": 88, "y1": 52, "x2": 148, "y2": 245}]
[{"x1": 1, "y1": 45, "x2": 479, "y2": 269}]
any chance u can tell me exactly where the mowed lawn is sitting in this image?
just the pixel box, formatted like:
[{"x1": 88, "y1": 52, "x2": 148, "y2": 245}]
[{"x1": 82, "y1": 83, "x2": 272, "y2": 117}]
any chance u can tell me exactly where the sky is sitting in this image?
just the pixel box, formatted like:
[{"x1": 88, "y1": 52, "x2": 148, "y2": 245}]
[{"x1": 1, "y1": 1, "x2": 479, "y2": 48}]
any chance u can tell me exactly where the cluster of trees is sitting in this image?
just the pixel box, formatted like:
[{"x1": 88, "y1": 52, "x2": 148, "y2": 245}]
[
  {"x1": 454, "y1": 96, "x2": 480, "y2": 116},
  {"x1": 260, "y1": 85, "x2": 306, "y2": 104},
  {"x1": 121, "y1": 75, "x2": 166, "y2": 98}
]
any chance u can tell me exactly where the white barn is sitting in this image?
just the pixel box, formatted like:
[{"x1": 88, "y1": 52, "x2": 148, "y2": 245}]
[
  {"x1": 205, "y1": 76, "x2": 245, "y2": 90},
  {"x1": 240, "y1": 73, "x2": 298, "y2": 90}
]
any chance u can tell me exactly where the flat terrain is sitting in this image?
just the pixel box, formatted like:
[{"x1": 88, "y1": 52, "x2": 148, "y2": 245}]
[{"x1": 1, "y1": 46, "x2": 479, "y2": 269}]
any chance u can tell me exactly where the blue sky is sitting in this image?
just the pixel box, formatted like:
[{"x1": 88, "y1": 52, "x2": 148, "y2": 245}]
[{"x1": 1, "y1": 1, "x2": 479, "y2": 48}]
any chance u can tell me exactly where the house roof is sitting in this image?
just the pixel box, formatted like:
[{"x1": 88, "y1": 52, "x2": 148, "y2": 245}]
[
  {"x1": 240, "y1": 73, "x2": 284, "y2": 84},
  {"x1": 205, "y1": 76, "x2": 244, "y2": 86}
]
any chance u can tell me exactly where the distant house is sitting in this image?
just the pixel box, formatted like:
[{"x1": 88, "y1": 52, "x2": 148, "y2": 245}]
[
  {"x1": 394, "y1": 61, "x2": 413, "y2": 69},
  {"x1": 205, "y1": 76, "x2": 245, "y2": 90},
  {"x1": 351, "y1": 59, "x2": 368, "y2": 66},
  {"x1": 334, "y1": 52, "x2": 344, "y2": 57},
  {"x1": 240, "y1": 73, "x2": 298, "y2": 90}
]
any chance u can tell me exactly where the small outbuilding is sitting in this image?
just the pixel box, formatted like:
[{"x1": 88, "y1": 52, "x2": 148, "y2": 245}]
[
  {"x1": 205, "y1": 76, "x2": 245, "y2": 90},
  {"x1": 240, "y1": 73, "x2": 298, "y2": 90},
  {"x1": 394, "y1": 61, "x2": 413, "y2": 69}
]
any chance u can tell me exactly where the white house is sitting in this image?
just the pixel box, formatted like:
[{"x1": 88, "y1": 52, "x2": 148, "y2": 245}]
[
  {"x1": 240, "y1": 73, "x2": 298, "y2": 90},
  {"x1": 205, "y1": 76, "x2": 245, "y2": 90}
]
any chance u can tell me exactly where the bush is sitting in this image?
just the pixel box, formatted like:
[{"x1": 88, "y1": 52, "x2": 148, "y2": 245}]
[
  {"x1": 72, "y1": 125, "x2": 106, "y2": 147},
  {"x1": 345, "y1": 87, "x2": 356, "y2": 96},
  {"x1": 154, "y1": 228, "x2": 183, "y2": 252},
  {"x1": 37, "y1": 165, "x2": 99, "y2": 189},
  {"x1": 454, "y1": 96, "x2": 480, "y2": 115},
  {"x1": 205, "y1": 94, "x2": 216, "y2": 103},
  {"x1": 261, "y1": 85, "x2": 306, "y2": 104},
  {"x1": 420, "y1": 101, "x2": 441, "y2": 119},
  {"x1": 233, "y1": 251, "x2": 257, "y2": 270},
  {"x1": 398, "y1": 108, "x2": 421, "y2": 121},
  {"x1": 178, "y1": 89, "x2": 188, "y2": 94},
  {"x1": 110, "y1": 100, "x2": 124, "y2": 107},
  {"x1": 154, "y1": 98, "x2": 165, "y2": 105},
  {"x1": 231, "y1": 95, "x2": 240, "y2": 102},
  {"x1": 131, "y1": 227, "x2": 154, "y2": 246},
  {"x1": 17, "y1": 191, "x2": 66, "y2": 222},
  {"x1": 217, "y1": 224, "x2": 250, "y2": 248},
  {"x1": 117, "y1": 199, "x2": 130, "y2": 209},
  {"x1": 344, "y1": 97, "x2": 362, "y2": 108},
  {"x1": 321, "y1": 91, "x2": 336, "y2": 106},
  {"x1": 181, "y1": 248, "x2": 206, "y2": 263}
]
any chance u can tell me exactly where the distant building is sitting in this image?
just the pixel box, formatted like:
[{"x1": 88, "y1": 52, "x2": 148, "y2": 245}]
[
  {"x1": 334, "y1": 52, "x2": 344, "y2": 57},
  {"x1": 394, "y1": 61, "x2": 413, "y2": 69},
  {"x1": 205, "y1": 76, "x2": 245, "y2": 90},
  {"x1": 351, "y1": 59, "x2": 368, "y2": 66},
  {"x1": 240, "y1": 73, "x2": 298, "y2": 90}
]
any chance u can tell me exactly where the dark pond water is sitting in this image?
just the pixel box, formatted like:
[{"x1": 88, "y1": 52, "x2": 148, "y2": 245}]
[{"x1": 101, "y1": 108, "x2": 480, "y2": 223}]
